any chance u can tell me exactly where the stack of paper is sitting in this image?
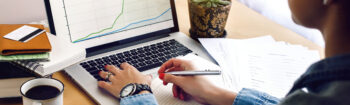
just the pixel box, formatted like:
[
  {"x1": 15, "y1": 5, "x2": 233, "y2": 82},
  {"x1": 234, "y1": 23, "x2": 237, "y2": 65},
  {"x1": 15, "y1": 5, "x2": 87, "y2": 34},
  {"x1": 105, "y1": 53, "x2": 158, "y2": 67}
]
[{"x1": 199, "y1": 36, "x2": 320, "y2": 98}]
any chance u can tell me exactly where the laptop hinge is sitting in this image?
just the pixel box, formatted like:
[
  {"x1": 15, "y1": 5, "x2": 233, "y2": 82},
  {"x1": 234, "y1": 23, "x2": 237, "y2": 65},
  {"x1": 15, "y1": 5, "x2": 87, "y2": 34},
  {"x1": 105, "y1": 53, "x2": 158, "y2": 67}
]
[{"x1": 86, "y1": 34, "x2": 170, "y2": 57}]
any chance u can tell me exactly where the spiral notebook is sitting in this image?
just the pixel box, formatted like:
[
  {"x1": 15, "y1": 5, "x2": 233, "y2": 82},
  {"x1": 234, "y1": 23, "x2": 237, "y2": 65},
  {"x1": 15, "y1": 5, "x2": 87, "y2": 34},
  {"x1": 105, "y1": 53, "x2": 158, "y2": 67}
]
[{"x1": 12, "y1": 34, "x2": 86, "y2": 76}]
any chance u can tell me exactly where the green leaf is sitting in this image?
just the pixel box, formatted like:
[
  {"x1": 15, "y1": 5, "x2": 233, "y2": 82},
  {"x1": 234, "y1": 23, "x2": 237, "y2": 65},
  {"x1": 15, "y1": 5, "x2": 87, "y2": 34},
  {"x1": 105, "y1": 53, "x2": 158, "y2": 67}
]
[
  {"x1": 206, "y1": 1, "x2": 212, "y2": 8},
  {"x1": 192, "y1": 0, "x2": 206, "y2": 3},
  {"x1": 212, "y1": 2, "x2": 217, "y2": 7},
  {"x1": 217, "y1": 0, "x2": 230, "y2": 5}
]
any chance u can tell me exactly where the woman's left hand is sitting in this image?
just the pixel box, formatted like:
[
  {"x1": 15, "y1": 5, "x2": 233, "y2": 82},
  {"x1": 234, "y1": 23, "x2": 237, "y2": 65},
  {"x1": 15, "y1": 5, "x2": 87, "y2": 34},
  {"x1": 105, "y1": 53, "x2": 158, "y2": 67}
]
[{"x1": 98, "y1": 62, "x2": 153, "y2": 98}]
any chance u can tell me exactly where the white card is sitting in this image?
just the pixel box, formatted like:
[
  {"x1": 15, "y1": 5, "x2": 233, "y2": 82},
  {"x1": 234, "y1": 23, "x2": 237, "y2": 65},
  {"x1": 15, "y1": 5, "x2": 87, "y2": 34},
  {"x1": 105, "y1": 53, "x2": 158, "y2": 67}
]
[{"x1": 3, "y1": 25, "x2": 45, "y2": 42}]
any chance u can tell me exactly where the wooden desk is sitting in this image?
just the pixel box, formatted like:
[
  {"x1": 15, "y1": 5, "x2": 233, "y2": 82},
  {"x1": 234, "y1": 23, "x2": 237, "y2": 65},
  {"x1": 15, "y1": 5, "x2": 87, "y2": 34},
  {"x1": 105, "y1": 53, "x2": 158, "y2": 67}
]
[{"x1": 2, "y1": 0, "x2": 324, "y2": 105}]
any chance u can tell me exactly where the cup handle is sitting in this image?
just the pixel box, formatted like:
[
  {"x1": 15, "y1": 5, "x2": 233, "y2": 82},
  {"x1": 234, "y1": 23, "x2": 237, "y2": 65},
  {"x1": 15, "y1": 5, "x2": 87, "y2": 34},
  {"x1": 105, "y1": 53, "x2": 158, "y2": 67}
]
[{"x1": 32, "y1": 101, "x2": 42, "y2": 105}]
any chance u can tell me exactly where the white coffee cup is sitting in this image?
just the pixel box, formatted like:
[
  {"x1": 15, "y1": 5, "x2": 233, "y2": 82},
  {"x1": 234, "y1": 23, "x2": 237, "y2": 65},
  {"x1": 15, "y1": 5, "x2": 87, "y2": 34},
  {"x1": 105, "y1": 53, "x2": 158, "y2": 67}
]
[{"x1": 20, "y1": 78, "x2": 64, "y2": 105}]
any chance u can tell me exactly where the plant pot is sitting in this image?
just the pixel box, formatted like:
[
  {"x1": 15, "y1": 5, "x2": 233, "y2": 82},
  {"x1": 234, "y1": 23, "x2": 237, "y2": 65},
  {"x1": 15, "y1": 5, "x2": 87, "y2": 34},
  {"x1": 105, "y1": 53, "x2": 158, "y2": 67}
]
[{"x1": 188, "y1": 0, "x2": 231, "y2": 40}]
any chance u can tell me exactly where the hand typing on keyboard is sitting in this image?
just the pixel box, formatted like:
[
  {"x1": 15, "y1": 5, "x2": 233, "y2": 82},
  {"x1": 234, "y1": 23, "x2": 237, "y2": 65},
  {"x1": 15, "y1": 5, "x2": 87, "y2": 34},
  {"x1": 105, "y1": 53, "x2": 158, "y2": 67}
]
[
  {"x1": 80, "y1": 39, "x2": 193, "y2": 81},
  {"x1": 98, "y1": 63, "x2": 153, "y2": 98}
]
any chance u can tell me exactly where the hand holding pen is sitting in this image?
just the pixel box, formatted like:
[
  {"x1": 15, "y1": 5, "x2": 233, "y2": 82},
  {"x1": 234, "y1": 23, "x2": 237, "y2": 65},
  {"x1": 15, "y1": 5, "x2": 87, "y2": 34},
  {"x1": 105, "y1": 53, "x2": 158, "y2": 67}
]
[{"x1": 158, "y1": 58, "x2": 235, "y2": 105}]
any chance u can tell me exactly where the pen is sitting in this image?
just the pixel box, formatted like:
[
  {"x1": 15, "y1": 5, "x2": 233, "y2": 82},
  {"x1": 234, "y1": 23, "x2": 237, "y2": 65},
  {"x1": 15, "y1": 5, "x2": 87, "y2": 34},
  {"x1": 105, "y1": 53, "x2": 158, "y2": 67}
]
[{"x1": 164, "y1": 70, "x2": 221, "y2": 76}]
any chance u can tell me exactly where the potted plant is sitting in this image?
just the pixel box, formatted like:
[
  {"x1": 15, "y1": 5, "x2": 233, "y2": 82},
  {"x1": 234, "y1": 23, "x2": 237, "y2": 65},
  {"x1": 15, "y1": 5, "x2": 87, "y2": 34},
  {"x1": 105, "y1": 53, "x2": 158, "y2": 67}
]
[{"x1": 188, "y1": 0, "x2": 231, "y2": 40}]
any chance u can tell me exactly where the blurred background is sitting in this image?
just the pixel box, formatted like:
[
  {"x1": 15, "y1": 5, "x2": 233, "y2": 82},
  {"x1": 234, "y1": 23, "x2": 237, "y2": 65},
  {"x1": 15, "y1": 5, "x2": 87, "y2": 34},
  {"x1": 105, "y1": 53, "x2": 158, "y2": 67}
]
[
  {"x1": 0, "y1": 0, "x2": 325, "y2": 47},
  {"x1": 0, "y1": 0, "x2": 46, "y2": 24}
]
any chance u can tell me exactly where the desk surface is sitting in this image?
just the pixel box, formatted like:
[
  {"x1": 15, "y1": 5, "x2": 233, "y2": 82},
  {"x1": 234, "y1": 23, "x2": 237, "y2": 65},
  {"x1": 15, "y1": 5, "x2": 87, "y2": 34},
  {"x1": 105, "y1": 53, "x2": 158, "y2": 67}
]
[{"x1": 2, "y1": 0, "x2": 324, "y2": 105}]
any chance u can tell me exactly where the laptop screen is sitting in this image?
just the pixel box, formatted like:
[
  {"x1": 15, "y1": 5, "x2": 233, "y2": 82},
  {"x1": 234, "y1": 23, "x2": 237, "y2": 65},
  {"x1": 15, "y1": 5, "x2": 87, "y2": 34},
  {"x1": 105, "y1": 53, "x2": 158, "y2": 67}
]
[{"x1": 45, "y1": 0, "x2": 177, "y2": 49}]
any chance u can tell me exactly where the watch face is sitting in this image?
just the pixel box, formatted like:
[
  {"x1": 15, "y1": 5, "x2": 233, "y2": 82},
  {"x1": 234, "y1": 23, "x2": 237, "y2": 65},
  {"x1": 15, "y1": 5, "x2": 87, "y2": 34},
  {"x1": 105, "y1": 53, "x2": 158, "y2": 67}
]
[{"x1": 121, "y1": 84, "x2": 134, "y2": 97}]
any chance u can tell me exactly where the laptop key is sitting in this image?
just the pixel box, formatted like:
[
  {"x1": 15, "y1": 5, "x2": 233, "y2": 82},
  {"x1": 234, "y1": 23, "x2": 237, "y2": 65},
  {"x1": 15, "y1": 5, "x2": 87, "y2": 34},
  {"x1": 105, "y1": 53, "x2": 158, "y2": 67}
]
[
  {"x1": 130, "y1": 60, "x2": 138, "y2": 64},
  {"x1": 158, "y1": 48, "x2": 165, "y2": 52},
  {"x1": 165, "y1": 55, "x2": 172, "y2": 59},
  {"x1": 157, "y1": 45, "x2": 164, "y2": 49},
  {"x1": 110, "y1": 57, "x2": 118, "y2": 61},
  {"x1": 164, "y1": 46, "x2": 171, "y2": 51},
  {"x1": 157, "y1": 53, "x2": 165, "y2": 57},
  {"x1": 138, "y1": 62, "x2": 162, "y2": 72},
  {"x1": 89, "y1": 69, "x2": 100, "y2": 75},
  {"x1": 118, "y1": 59, "x2": 126, "y2": 63},
  {"x1": 130, "y1": 49, "x2": 137, "y2": 52},
  {"x1": 111, "y1": 61, "x2": 119, "y2": 65},
  {"x1": 93, "y1": 74, "x2": 107, "y2": 81},
  {"x1": 89, "y1": 62, "x2": 98, "y2": 66},
  {"x1": 130, "y1": 52, "x2": 137, "y2": 55},
  {"x1": 163, "y1": 51, "x2": 171, "y2": 55},
  {"x1": 138, "y1": 62, "x2": 146, "y2": 67},
  {"x1": 144, "y1": 48, "x2": 151, "y2": 52},
  {"x1": 86, "y1": 66, "x2": 98, "y2": 72},
  {"x1": 138, "y1": 54, "x2": 146, "y2": 57},
  {"x1": 145, "y1": 52, "x2": 152, "y2": 56},
  {"x1": 145, "y1": 61, "x2": 152, "y2": 64},
  {"x1": 119, "y1": 54, "x2": 126, "y2": 58},
  {"x1": 150, "y1": 46, "x2": 157, "y2": 50},
  {"x1": 137, "y1": 48, "x2": 143, "y2": 50},
  {"x1": 169, "y1": 50, "x2": 176, "y2": 53},
  {"x1": 116, "y1": 53, "x2": 123, "y2": 56},
  {"x1": 144, "y1": 57, "x2": 151, "y2": 60},
  {"x1": 124, "y1": 53, "x2": 132, "y2": 57},
  {"x1": 159, "y1": 57, "x2": 167, "y2": 63},
  {"x1": 96, "y1": 60, "x2": 104, "y2": 64},
  {"x1": 80, "y1": 63, "x2": 90, "y2": 68},
  {"x1": 170, "y1": 53, "x2": 178, "y2": 57},
  {"x1": 150, "y1": 55, "x2": 158, "y2": 58},
  {"x1": 137, "y1": 58, "x2": 145, "y2": 62},
  {"x1": 151, "y1": 59, "x2": 159, "y2": 62},
  {"x1": 123, "y1": 51, "x2": 130, "y2": 54},
  {"x1": 131, "y1": 55, "x2": 138, "y2": 59},
  {"x1": 125, "y1": 57, "x2": 132, "y2": 61},
  {"x1": 137, "y1": 50, "x2": 145, "y2": 54},
  {"x1": 130, "y1": 63, "x2": 139, "y2": 68},
  {"x1": 96, "y1": 65, "x2": 104, "y2": 69},
  {"x1": 151, "y1": 51, "x2": 159, "y2": 54},
  {"x1": 103, "y1": 59, "x2": 112, "y2": 63},
  {"x1": 155, "y1": 42, "x2": 161, "y2": 45}
]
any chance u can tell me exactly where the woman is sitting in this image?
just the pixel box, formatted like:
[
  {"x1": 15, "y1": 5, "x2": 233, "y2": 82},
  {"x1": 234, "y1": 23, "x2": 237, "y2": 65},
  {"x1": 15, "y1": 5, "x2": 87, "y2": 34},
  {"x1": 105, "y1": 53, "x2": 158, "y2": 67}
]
[{"x1": 98, "y1": 0, "x2": 350, "y2": 104}]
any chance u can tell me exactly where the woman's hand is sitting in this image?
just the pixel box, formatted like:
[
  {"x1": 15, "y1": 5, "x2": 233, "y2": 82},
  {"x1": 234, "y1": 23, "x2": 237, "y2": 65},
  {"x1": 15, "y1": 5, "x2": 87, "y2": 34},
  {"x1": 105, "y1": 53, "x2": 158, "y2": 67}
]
[
  {"x1": 98, "y1": 62, "x2": 152, "y2": 98},
  {"x1": 158, "y1": 58, "x2": 236, "y2": 105}
]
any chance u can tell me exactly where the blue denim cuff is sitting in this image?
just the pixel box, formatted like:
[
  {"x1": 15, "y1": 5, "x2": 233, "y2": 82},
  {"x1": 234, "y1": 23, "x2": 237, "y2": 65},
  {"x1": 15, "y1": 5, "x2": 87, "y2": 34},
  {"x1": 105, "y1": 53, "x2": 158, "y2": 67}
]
[
  {"x1": 233, "y1": 88, "x2": 280, "y2": 105},
  {"x1": 120, "y1": 93, "x2": 158, "y2": 105}
]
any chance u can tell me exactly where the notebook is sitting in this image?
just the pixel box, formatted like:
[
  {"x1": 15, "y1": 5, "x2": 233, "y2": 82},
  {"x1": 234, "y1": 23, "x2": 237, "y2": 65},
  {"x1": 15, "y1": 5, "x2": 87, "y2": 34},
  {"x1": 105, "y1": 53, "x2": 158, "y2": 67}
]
[
  {"x1": 0, "y1": 52, "x2": 49, "y2": 62},
  {"x1": 0, "y1": 62, "x2": 37, "y2": 98},
  {"x1": 0, "y1": 24, "x2": 51, "y2": 55},
  {"x1": 13, "y1": 34, "x2": 85, "y2": 76},
  {"x1": 45, "y1": 0, "x2": 215, "y2": 104}
]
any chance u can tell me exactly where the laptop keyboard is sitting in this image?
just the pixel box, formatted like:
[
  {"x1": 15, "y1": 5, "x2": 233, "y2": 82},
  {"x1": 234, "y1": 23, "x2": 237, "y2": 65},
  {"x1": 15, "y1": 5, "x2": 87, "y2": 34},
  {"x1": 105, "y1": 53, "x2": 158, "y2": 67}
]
[{"x1": 79, "y1": 39, "x2": 193, "y2": 81}]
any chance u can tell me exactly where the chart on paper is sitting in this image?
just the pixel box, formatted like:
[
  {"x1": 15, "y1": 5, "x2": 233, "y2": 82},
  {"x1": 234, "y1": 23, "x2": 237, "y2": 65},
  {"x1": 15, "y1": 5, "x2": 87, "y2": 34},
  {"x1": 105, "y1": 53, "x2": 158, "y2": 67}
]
[{"x1": 61, "y1": 0, "x2": 173, "y2": 43}]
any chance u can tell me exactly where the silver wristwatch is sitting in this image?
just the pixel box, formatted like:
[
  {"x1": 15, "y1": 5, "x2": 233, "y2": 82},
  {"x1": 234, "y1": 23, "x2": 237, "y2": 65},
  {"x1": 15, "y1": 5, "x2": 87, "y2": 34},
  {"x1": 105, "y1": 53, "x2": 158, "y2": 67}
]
[{"x1": 120, "y1": 83, "x2": 152, "y2": 98}]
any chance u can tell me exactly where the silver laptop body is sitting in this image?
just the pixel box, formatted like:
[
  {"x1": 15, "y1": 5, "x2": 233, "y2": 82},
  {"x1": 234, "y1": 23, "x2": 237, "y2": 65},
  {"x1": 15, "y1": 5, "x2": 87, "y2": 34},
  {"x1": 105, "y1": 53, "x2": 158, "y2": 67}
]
[{"x1": 45, "y1": 0, "x2": 213, "y2": 104}]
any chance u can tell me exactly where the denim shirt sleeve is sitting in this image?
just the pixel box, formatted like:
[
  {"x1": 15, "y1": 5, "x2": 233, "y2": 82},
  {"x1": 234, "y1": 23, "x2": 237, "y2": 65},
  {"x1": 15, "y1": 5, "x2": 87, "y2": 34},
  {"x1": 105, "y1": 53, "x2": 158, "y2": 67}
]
[
  {"x1": 233, "y1": 88, "x2": 280, "y2": 105},
  {"x1": 120, "y1": 93, "x2": 158, "y2": 105}
]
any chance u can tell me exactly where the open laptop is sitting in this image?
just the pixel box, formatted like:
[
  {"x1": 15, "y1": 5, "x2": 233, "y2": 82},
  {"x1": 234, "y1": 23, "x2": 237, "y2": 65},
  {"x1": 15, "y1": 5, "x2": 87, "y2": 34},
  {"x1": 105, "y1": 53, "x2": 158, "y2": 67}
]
[{"x1": 45, "y1": 0, "x2": 213, "y2": 104}]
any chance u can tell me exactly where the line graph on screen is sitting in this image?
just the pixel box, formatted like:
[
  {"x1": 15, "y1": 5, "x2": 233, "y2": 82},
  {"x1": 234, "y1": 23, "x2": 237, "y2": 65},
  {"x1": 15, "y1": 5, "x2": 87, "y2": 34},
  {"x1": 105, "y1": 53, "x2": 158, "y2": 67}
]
[{"x1": 61, "y1": 0, "x2": 173, "y2": 43}]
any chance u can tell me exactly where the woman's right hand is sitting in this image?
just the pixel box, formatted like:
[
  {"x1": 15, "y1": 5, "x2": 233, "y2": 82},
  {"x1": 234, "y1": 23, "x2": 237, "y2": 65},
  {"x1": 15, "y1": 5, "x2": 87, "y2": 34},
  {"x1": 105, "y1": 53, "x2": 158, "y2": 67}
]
[{"x1": 158, "y1": 58, "x2": 236, "y2": 105}]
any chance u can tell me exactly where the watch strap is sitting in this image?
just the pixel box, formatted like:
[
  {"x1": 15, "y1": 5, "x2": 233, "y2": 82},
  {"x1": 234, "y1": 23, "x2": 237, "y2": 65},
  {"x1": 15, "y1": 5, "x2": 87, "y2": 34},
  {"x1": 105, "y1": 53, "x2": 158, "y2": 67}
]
[
  {"x1": 120, "y1": 83, "x2": 152, "y2": 98},
  {"x1": 134, "y1": 84, "x2": 153, "y2": 95}
]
